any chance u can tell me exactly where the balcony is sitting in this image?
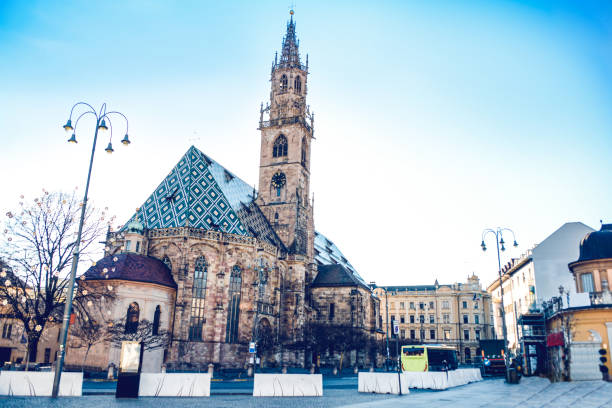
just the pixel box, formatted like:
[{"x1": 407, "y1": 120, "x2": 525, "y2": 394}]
[
  {"x1": 589, "y1": 291, "x2": 612, "y2": 305},
  {"x1": 259, "y1": 115, "x2": 312, "y2": 133}
]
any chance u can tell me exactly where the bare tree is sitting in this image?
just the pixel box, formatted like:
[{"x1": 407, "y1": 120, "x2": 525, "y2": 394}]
[
  {"x1": 306, "y1": 323, "x2": 368, "y2": 371},
  {"x1": 108, "y1": 318, "x2": 170, "y2": 351},
  {"x1": 0, "y1": 190, "x2": 112, "y2": 365},
  {"x1": 68, "y1": 315, "x2": 111, "y2": 370}
]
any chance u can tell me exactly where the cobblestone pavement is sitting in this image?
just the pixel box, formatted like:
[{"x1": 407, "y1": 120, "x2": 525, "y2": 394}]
[{"x1": 1, "y1": 377, "x2": 611, "y2": 407}]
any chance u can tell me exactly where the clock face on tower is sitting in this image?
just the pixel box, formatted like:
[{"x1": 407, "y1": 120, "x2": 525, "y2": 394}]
[{"x1": 271, "y1": 172, "x2": 286, "y2": 189}]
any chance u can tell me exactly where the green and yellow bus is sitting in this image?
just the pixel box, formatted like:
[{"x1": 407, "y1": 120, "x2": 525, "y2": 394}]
[{"x1": 400, "y1": 345, "x2": 459, "y2": 372}]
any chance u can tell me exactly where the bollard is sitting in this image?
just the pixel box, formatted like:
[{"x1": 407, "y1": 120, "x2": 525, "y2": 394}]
[
  {"x1": 247, "y1": 364, "x2": 254, "y2": 377},
  {"x1": 208, "y1": 363, "x2": 214, "y2": 378},
  {"x1": 282, "y1": 365, "x2": 287, "y2": 374},
  {"x1": 354, "y1": 366, "x2": 359, "y2": 374},
  {"x1": 161, "y1": 364, "x2": 166, "y2": 374},
  {"x1": 107, "y1": 363, "x2": 115, "y2": 380},
  {"x1": 332, "y1": 366, "x2": 338, "y2": 376},
  {"x1": 310, "y1": 365, "x2": 315, "y2": 374},
  {"x1": 369, "y1": 365, "x2": 374, "y2": 372}
]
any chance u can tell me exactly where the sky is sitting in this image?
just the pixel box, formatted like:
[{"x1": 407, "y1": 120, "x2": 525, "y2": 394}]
[{"x1": 1, "y1": 0, "x2": 611, "y2": 288}]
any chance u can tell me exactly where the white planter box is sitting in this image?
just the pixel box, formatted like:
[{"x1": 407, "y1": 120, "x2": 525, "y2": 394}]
[
  {"x1": 0, "y1": 371, "x2": 83, "y2": 396},
  {"x1": 138, "y1": 373, "x2": 211, "y2": 397},
  {"x1": 253, "y1": 374, "x2": 322, "y2": 397}
]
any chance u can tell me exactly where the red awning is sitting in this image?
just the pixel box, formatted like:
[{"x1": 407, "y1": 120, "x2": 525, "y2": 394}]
[{"x1": 547, "y1": 332, "x2": 564, "y2": 347}]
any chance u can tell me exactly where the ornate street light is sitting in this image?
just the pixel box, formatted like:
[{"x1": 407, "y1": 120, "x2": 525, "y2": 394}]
[
  {"x1": 481, "y1": 227, "x2": 518, "y2": 383},
  {"x1": 52, "y1": 102, "x2": 130, "y2": 398}
]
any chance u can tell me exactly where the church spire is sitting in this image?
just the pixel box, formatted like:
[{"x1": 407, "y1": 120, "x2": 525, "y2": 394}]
[{"x1": 276, "y1": 10, "x2": 303, "y2": 70}]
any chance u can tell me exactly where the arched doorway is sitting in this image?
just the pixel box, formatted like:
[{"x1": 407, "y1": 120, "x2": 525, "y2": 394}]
[
  {"x1": 256, "y1": 318, "x2": 274, "y2": 366},
  {"x1": 464, "y1": 347, "x2": 471, "y2": 364}
]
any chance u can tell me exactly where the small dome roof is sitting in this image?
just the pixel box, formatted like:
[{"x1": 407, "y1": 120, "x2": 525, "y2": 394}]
[
  {"x1": 576, "y1": 224, "x2": 612, "y2": 263},
  {"x1": 84, "y1": 253, "x2": 177, "y2": 288},
  {"x1": 125, "y1": 219, "x2": 144, "y2": 234}
]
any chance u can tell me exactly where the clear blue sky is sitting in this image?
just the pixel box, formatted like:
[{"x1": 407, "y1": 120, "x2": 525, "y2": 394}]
[{"x1": 1, "y1": 0, "x2": 611, "y2": 287}]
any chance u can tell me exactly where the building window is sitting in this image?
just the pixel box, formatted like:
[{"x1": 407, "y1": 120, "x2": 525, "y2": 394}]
[
  {"x1": 420, "y1": 329, "x2": 425, "y2": 340},
  {"x1": 429, "y1": 301, "x2": 434, "y2": 309},
  {"x1": 462, "y1": 301, "x2": 467, "y2": 309},
  {"x1": 581, "y1": 273, "x2": 595, "y2": 293},
  {"x1": 430, "y1": 329, "x2": 436, "y2": 340},
  {"x1": 226, "y1": 265, "x2": 242, "y2": 343},
  {"x1": 419, "y1": 315, "x2": 424, "y2": 323},
  {"x1": 280, "y1": 74, "x2": 288, "y2": 90},
  {"x1": 444, "y1": 329, "x2": 451, "y2": 340},
  {"x1": 442, "y1": 300, "x2": 450, "y2": 309},
  {"x1": 294, "y1": 75, "x2": 301, "y2": 92},
  {"x1": 125, "y1": 302, "x2": 139, "y2": 333},
  {"x1": 400, "y1": 316, "x2": 405, "y2": 324},
  {"x1": 125, "y1": 240, "x2": 131, "y2": 251},
  {"x1": 329, "y1": 303, "x2": 335, "y2": 321},
  {"x1": 410, "y1": 330, "x2": 415, "y2": 339},
  {"x1": 152, "y1": 305, "x2": 161, "y2": 335},
  {"x1": 443, "y1": 314, "x2": 450, "y2": 323},
  {"x1": 273, "y1": 134, "x2": 288, "y2": 158},
  {"x1": 410, "y1": 315, "x2": 415, "y2": 324},
  {"x1": 474, "y1": 315, "x2": 479, "y2": 324},
  {"x1": 400, "y1": 329, "x2": 405, "y2": 339},
  {"x1": 400, "y1": 302, "x2": 405, "y2": 309},
  {"x1": 189, "y1": 256, "x2": 208, "y2": 341},
  {"x1": 419, "y1": 302, "x2": 425, "y2": 310},
  {"x1": 475, "y1": 329, "x2": 481, "y2": 340},
  {"x1": 135, "y1": 241, "x2": 140, "y2": 253},
  {"x1": 464, "y1": 330, "x2": 470, "y2": 341},
  {"x1": 463, "y1": 315, "x2": 469, "y2": 324},
  {"x1": 2, "y1": 324, "x2": 12, "y2": 339},
  {"x1": 474, "y1": 301, "x2": 479, "y2": 309},
  {"x1": 409, "y1": 302, "x2": 415, "y2": 310},
  {"x1": 429, "y1": 315, "x2": 435, "y2": 324}
]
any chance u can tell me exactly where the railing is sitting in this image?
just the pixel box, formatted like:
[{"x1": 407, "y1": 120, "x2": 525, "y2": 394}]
[
  {"x1": 273, "y1": 62, "x2": 308, "y2": 72},
  {"x1": 259, "y1": 116, "x2": 311, "y2": 132},
  {"x1": 108, "y1": 227, "x2": 277, "y2": 255},
  {"x1": 589, "y1": 291, "x2": 612, "y2": 305}
]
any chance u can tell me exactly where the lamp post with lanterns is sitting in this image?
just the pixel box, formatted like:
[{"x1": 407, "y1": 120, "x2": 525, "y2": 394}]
[
  {"x1": 480, "y1": 227, "x2": 518, "y2": 382},
  {"x1": 52, "y1": 102, "x2": 130, "y2": 398}
]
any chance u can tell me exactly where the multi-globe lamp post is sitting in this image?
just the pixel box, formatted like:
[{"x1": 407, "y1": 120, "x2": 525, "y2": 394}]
[
  {"x1": 51, "y1": 102, "x2": 130, "y2": 398},
  {"x1": 480, "y1": 227, "x2": 518, "y2": 382}
]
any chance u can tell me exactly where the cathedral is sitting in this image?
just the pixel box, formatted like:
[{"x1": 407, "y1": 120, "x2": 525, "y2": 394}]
[{"x1": 66, "y1": 14, "x2": 382, "y2": 371}]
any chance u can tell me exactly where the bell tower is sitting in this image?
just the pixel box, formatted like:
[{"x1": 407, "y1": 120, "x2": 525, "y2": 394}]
[{"x1": 257, "y1": 11, "x2": 315, "y2": 257}]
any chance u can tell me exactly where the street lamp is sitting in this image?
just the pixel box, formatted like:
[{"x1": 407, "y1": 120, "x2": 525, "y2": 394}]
[
  {"x1": 52, "y1": 102, "x2": 129, "y2": 398},
  {"x1": 370, "y1": 282, "x2": 391, "y2": 371},
  {"x1": 481, "y1": 227, "x2": 518, "y2": 382}
]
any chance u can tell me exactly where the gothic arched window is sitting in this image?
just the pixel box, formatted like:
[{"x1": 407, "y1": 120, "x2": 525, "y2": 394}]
[
  {"x1": 125, "y1": 302, "x2": 139, "y2": 334},
  {"x1": 152, "y1": 305, "x2": 161, "y2": 335},
  {"x1": 301, "y1": 137, "x2": 307, "y2": 166},
  {"x1": 294, "y1": 76, "x2": 301, "y2": 93},
  {"x1": 225, "y1": 265, "x2": 242, "y2": 343},
  {"x1": 280, "y1": 74, "x2": 288, "y2": 91},
  {"x1": 273, "y1": 135, "x2": 288, "y2": 158},
  {"x1": 189, "y1": 256, "x2": 208, "y2": 341}
]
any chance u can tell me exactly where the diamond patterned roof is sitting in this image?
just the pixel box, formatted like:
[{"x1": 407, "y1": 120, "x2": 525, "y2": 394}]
[
  {"x1": 124, "y1": 146, "x2": 284, "y2": 248},
  {"x1": 314, "y1": 231, "x2": 367, "y2": 287}
]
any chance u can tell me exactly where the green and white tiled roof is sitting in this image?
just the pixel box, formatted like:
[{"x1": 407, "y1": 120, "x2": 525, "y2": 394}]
[{"x1": 124, "y1": 146, "x2": 284, "y2": 248}]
